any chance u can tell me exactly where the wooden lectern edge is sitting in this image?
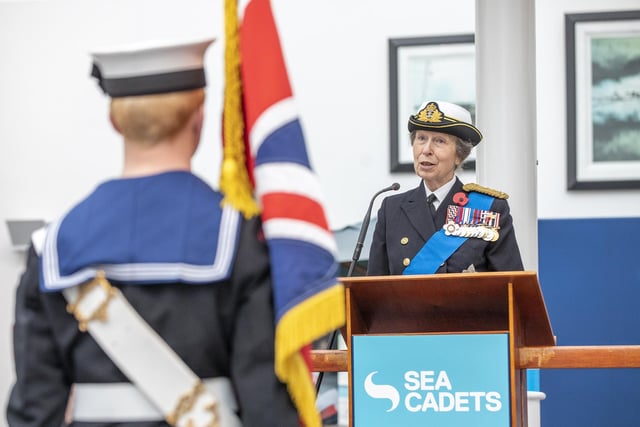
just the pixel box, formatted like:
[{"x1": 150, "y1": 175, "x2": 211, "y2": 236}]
[
  {"x1": 319, "y1": 273, "x2": 640, "y2": 369},
  {"x1": 310, "y1": 345, "x2": 640, "y2": 371},
  {"x1": 339, "y1": 270, "x2": 555, "y2": 346},
  {"x1": 338, "y1": 270, "x2": 541, "y2": 284}
]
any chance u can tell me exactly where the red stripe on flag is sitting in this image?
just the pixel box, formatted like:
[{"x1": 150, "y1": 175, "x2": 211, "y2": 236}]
[
  {"x1": 230, "y1": 2, "x2": 345, "y2": 425},
  {"x1": 261, "y1": 193, "x2": 330, "y2": 230},
  {"x1": 240, "y1": 0, "x2": 292, "y2": 133}
]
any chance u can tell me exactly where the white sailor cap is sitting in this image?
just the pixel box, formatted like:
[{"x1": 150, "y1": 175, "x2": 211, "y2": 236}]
[{"x1": 90, "y1": 38, "x2": 215, "y2": 98}]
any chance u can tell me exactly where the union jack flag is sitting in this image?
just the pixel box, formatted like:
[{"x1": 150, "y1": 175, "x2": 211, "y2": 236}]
[{"x1": 222, "y1": 0, "x2": 345, "y2": 425}]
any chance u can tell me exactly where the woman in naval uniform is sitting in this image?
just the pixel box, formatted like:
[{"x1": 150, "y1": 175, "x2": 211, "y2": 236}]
[
  {"x1": 6, "y1": 39, "x2": 300, "y2": 427},
  {"x1": 367, "y1": 100, "x2": 523, "y2": 276}
]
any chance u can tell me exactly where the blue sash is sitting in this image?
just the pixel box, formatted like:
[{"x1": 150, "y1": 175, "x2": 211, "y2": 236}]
[{"x1": 403, "y1": 191, "x2": 494, "y2": 275}]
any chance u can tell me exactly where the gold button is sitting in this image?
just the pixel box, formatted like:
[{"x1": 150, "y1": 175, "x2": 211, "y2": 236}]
[
  {"x1": 400, "y1": 237, "x2": 409, "y2": 245},
  {"x1": 403, "y1": 258, "x2": 410, "y2": 266}
]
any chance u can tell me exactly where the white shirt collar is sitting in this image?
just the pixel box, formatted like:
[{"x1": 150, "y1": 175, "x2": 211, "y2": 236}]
[{"x1": 423, "y1": 176, "x2": 457, "y2": 210}]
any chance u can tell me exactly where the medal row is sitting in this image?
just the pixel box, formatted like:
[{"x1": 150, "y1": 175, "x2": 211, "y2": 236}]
[{"x1": 443, "y1": 221, "x2": 500, "y2": 242}]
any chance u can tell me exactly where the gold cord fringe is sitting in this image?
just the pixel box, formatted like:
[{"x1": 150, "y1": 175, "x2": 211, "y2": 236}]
[
  {"x1": 275, "y1": 283, "x2": 346, "y2": 427},
  {"x1": 222, "y1": 0, "x2": 260, "y2": 218}
]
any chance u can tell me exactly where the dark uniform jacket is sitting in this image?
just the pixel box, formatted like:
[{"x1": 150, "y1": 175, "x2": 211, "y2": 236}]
[
  {"x1": 367, "y1": 178, "x2": 524, "y2": 276},
  {"x1": 6, "y1": 171, "x2": 300, "y2": 427}
]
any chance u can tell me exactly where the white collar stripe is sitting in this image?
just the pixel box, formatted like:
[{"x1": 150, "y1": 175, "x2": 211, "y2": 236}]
[{"x1": 40, "y1": 207, "x2": 240, "y2": 291}]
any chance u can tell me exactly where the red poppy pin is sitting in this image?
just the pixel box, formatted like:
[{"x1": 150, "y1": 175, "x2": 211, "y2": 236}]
[{"x1": 453, "y1": 192, "x2": 468, "y2": 206}]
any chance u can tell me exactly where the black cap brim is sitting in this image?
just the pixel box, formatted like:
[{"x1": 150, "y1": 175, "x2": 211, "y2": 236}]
[{"x1": 408, "y1": 116, "x2": 482, "y2": 146}]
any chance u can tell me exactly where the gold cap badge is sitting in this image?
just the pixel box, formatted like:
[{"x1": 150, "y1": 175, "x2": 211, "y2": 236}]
[{"x1": 414, "y1": 102, "x2": 445, "y2": 123}]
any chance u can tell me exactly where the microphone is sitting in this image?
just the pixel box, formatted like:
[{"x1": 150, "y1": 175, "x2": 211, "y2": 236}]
[
  {"x1": 315, "y1": 182, "x2": 401, "y2": 396},
  {"x1": 347, "y1": 182, "x2": 400, "y2": 277}
]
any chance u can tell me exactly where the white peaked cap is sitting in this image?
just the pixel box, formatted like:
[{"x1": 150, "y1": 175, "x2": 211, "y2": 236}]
[
  {"x1": 408, "y1": 100, "x2": 483, "y2": 145},
  {"x1": 90, "y1": 38, "x2": 215, "y2": 97}
]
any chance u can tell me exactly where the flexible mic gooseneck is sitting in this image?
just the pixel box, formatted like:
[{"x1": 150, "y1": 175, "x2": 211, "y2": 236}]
[
  {"x1": 315, "y1": 183, "x2": 400, "y2": 397},
  {"x1": 347, "y1": 182, "x2": 400, "y2": 277}
]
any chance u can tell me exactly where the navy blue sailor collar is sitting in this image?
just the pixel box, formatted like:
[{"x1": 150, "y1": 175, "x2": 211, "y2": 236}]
[{"x1": 39, "y1": 171, "x2": 241, "y2": 291}]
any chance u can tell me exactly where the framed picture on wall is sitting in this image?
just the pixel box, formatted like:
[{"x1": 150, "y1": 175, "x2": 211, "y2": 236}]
[
  {"x1": 566, "y1": 10, "x2": 640, "y2": 190},
  {"x1": 388, "y1": 34, "x2": 475, "y2": 173}
]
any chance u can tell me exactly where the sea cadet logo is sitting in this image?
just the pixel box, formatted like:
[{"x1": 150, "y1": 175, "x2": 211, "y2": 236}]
[
  {"x1": 363, "y1": 369, "x2": 503, "y2": 413},
  {"x1": 364, "y1": 372, "x2": 400, "y2": 411}
]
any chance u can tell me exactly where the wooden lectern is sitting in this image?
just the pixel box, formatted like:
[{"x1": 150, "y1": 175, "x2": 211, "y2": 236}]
[{"x1": 342, "y1": 271, "x2": 554, "y2": 427}]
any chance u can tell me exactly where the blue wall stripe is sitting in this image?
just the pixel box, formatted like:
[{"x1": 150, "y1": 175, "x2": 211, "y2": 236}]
[{"x1": 538, "y1": 217, "x2": 640, "y2": 427}]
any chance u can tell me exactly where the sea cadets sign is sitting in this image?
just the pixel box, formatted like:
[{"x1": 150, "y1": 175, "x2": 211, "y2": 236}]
[{"x1": 352, "y1": 334, "x2": 510, "y2": 427}]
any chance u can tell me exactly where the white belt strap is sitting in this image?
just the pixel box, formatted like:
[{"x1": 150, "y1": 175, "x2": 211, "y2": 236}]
[
  {"x1": 63, "y1": 271, "x2": 223, "y2": 427},
  {"x1": 71, "y1": 378, "x2": 241, "y2": 427}
]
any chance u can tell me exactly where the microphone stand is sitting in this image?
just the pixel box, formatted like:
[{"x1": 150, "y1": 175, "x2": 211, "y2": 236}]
[{"x1": 315, "y1": 183, "x2": 400, "y2": 396}]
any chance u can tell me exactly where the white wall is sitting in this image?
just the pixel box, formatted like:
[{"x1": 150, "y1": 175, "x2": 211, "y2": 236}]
[
  {"x1": 0, "y1": 0, "x2": 476, "y2": 421},
  {"x1": 535, "y1": 0, "x2": 640, "y2": 220}
]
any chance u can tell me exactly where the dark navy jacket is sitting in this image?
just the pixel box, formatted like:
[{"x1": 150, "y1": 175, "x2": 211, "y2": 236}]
[{"x1": 367, "y1": 178, "x2": 524, "y2": 276}]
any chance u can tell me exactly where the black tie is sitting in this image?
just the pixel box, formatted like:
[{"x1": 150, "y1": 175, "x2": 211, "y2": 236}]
[{"x1": 427, "y1": 193, "x2": 437, "y2": 219}]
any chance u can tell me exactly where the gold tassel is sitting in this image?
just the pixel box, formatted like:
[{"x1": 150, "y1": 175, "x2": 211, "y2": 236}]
[
  {"x1": 221, "y1": 0, "x2": 260, "y2": 218},
  {"x1": 275, "y1": 283, "x2": 345, "y2": 427}
]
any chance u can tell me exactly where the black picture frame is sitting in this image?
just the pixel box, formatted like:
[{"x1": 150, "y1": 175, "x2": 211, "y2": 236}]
[
  {"x1": 566, "y1": 10, "x2": 640, "y2": 190},
  {"x1": 388, "y1": 34, "x2": 475, "y2": 173}
]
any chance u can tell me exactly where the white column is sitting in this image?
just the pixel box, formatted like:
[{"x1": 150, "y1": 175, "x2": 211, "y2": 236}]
[
  {"x1": 475, "y1": 0, "x2": 538, "y2": 271},
  {"x1": 476, "y1": 3, "x2": 543, "y2": 425}
]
